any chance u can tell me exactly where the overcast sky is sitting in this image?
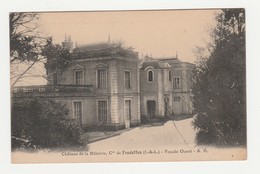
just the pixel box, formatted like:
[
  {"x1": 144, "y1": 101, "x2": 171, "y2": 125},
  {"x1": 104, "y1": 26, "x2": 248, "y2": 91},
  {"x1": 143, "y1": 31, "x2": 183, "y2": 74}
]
[{"x1": 39, "y1": 9, "x2": 218, "y2": 63}]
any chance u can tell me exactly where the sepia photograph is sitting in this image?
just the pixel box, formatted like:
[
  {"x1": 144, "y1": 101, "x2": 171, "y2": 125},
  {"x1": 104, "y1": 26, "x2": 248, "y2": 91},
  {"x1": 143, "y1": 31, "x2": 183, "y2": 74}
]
[{"x1": 10, "y1": 9, "x2": 246, "y2": 163}]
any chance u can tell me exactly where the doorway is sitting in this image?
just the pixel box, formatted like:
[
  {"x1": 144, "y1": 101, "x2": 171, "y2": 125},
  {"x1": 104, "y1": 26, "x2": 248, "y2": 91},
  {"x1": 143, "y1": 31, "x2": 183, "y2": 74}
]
[
  {"x1": 124, "y1": 100, "x2": 131, "y2": 128},
  {"x1": 147, "y1": 100, "x2": 156, "y2": 118}
]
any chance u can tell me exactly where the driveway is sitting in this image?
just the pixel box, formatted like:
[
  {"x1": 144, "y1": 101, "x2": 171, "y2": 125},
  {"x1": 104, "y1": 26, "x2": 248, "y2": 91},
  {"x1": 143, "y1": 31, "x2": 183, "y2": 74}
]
[{"x1": 88, "y1": 118, "x2": 196, "y2": 151}]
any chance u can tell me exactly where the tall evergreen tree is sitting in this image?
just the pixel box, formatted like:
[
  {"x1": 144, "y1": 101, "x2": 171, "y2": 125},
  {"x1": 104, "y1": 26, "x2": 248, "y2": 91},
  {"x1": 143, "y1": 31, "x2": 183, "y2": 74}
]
[
  {"x1": 192, "y1": 9, "x2": 246, "y2": 146},
  {"x1": 42, "y1": 38, "x2": 72, "y2": 84}
]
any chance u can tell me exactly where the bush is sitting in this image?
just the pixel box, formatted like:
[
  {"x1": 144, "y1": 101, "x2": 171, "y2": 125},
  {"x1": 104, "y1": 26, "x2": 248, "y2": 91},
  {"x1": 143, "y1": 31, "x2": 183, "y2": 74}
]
[{"x1": 11, "y1": 97, "x2": 85, "y2": 150}]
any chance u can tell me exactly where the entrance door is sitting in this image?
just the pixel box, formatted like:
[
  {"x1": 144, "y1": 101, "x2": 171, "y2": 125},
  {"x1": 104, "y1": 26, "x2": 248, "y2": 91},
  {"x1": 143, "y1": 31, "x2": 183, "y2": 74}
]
[
  {"x1": 147, "y1": 100, "x2": 156, "y2": 118},
  {"x1": 124, "y1": 100, "x2": 131, "y2": 128}
]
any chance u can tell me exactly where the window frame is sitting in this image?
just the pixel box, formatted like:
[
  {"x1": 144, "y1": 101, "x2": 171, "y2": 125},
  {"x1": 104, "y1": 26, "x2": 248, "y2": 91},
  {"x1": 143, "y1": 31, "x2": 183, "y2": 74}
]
[
  {"x1": 124, "y1": 70, "x2": 131, "y2": 89},
  {"x1": 96, "y1": 68, "x2": 107, "y2": 89},
  {"x1": 168, "y1": 70, "x2": 172, "y2": 82},
  {"x1": 72, "y1": 100, "x2": 83, "y2": 119},
  {"x1": 96, "y1": 99, "x2": 108, "y2": 125},
  {"x1": 74, "y1": 70, "x2": 84, "y2": 85},
  {"x1": 173, "y1": 76, "x2": 181, "y2": 88},
  {"x1": 147, "y1": 69, "x2": 154, "y2": 83}
]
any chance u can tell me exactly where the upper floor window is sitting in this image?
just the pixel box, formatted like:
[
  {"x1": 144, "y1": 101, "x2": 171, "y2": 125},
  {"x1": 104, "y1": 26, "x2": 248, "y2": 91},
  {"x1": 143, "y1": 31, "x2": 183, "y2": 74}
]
[
  {"x1": 125, "y1": 71, "x2": 131, "y2": 88},
  {"x1": 173, "y1": 76, "x2": 180, "y2": 88},
  {"x1": 97, "y1": 69, "x2": 107, "y2": 88},
  {"x1": 75, "y1": 70, "x2": 84, "y2": 85},
  {"x1": 148, "y1": 70, "x2": 154, "y2": 82},
  {"x1": 169, "y1": 70, "x2": 171, "y2": 81}
]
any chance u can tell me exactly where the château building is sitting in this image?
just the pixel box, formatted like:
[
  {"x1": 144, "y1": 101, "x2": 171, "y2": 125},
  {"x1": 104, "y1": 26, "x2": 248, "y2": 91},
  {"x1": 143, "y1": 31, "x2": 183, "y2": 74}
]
[
  {"x1": 140, "y1": 57, "x2": 195, "y2": 119},
  {"x1": 12, "y1": 37, "x2": 195, "y2": 130}
]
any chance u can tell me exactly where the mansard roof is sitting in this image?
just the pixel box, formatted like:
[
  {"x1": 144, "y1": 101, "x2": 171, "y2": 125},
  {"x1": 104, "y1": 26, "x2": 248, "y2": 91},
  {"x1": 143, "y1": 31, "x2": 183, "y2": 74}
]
[
  {"x1": 72, "y1": 42, "x2": 138, "y2": 59},
  {"x1": 140, "y1": 58, "x2": 195, "y2": 70},
  {"x1": 74, "y1": 42, "x2": 112, "y2": 52},
  {"x1": 140, "y1": 60, "x2": 171, "y2": 70}
]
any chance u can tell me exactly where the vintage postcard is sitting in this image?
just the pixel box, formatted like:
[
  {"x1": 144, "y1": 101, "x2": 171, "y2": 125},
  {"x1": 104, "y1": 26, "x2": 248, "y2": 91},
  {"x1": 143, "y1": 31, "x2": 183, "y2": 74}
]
[{"x1": 10, "y1": 9, "x2": 246, "y2": 163}]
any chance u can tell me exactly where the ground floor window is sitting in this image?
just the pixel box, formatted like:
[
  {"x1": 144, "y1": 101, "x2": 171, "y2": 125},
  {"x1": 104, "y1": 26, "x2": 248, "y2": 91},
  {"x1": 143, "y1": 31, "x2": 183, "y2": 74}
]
[
  {"x1": 73, "y1": 101, "x2": 82, "y2": 124},
  {"x1": 98, "y1": 100, "x2": 107, "y2": 125}
]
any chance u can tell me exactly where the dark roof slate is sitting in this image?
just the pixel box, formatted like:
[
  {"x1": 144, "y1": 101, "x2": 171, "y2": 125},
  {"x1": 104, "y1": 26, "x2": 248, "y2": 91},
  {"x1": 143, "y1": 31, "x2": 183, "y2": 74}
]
[{"x1": 72, "y1": 42, "x2": 138, "y2": 59}]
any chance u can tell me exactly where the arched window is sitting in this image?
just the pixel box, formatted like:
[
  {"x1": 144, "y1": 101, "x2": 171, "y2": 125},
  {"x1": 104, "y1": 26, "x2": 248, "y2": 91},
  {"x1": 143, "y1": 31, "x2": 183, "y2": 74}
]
[{"x1": 148, "y1": 70, "x2": 154, "y2": 82}]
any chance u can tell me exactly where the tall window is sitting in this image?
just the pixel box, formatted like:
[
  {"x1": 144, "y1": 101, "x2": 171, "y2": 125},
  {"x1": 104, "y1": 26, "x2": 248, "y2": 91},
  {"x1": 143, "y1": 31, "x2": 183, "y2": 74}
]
[
  {"x1": 73, "y1": 101, "x2": 82, "y2": 124},
  {"x1": 97, "y1": 69, "x2": 107, "y2": 88},
  {"x1": 173, "y1": 76, "x2": 180, "y2": 88},
  {"x1": 98, "y1": 101, "x2": 107, "y2": 124},
  {"x1": 125, "y1": 71, "x2": 131, "y2": 88},
  {"x1": 148, "y1": 70, "x2": 153, "y2": 82},
  {"x1": 75, "y1": 70, "x2": 84, "y2": 85},
  {"x1": 169, "y1": 71, "x2": 171, "y2": 81}
]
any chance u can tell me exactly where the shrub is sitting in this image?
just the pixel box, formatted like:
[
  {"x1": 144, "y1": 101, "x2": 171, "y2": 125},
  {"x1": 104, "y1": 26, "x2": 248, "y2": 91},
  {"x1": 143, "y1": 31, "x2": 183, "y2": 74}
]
[{"x1": 11, "y1": 97, "x2": 85, "y2": 150}]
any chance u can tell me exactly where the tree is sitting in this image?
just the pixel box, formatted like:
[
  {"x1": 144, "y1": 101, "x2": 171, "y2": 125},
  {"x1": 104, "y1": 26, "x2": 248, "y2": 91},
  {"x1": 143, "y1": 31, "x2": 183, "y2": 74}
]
[
  {"x1": 10, "y1": 12, "x2": 46, "y2": 87},
  {"x1": 43, "y1": 38, "x2": 72, "y2": 84},
  {"x1": 192, "y1": 9, "x2": 246, "y2": 146}
]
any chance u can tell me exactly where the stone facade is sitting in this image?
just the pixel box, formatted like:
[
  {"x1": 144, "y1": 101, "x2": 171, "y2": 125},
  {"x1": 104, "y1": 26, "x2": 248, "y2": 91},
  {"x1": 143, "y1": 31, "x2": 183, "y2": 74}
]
[
  {"x1": 140, "y1": 57, "x2": 195, "y2": 118},
  {"x1": 12, "y1": 39, "x2": 195, "y2": 130},
  {"x1": 14, "y1": 41, "x2": 141, "y2": 130},
  {"x1": 56, "y1": 43, "x2": 141, "y2": 130}
]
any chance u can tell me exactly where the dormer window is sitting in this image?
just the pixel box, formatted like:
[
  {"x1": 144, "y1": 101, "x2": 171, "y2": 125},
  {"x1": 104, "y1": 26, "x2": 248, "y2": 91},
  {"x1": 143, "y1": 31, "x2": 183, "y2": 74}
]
[{"x1": 148, "y1": 70, "x2": 154, "y2": 82}]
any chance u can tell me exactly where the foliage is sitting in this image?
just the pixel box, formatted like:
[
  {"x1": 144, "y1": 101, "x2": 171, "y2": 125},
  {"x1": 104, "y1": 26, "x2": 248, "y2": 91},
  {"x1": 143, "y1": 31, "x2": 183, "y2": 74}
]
[
  {"x1": 10, "y1": 12, "x2": 46, "y2": 87},
  {"x1": 10, "y1": 13, "x2": 41, "y2": 62},
  {"x1": 43, "y1": 38, "x2": 72, "y2": 73},
  {"x1": 11, "y1": 98, "x2": 85, "y2": 150},
  {"x1": 111, "y1": 41, "x2": 138, "y2": 58},
  {"x1": 192, "y1": 9, "x2": 246, "y2": 146}
]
